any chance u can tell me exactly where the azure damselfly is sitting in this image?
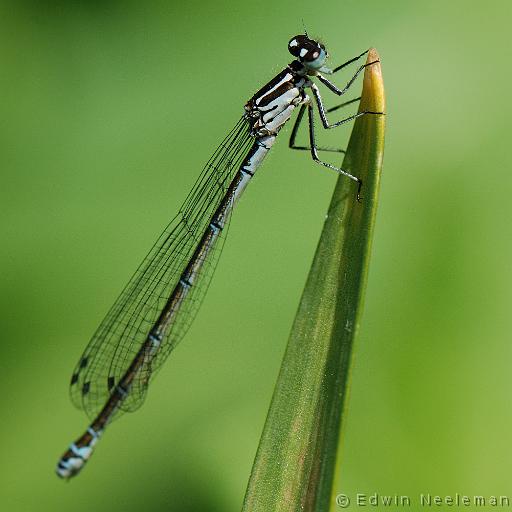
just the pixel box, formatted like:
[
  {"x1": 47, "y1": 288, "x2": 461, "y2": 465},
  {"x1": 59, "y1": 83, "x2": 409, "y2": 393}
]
[{"x1": 56, "y1": 33, "x2": 383, "y2": 479}]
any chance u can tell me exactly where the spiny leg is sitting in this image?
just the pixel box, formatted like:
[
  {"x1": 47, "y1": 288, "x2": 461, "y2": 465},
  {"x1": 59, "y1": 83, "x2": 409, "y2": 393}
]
[
  {"x1": 290, "y1": 104, "x2": 344, "y2": 154},
  {"x1": 327, "y1": 96, "x2": 361, "y2": 113},
  {"x1": 330, "y1": 49, "x2": 370, "y2": 74},
  {"x1": 317, "y1": 59, "x2": 380, "y2": 97},
  {"x1": 289, "y1": 98, "x2": 362, "y2": 153},
  {"x1": 311, "y1": 82, "x2": 384, "y2": 130},
  {"x1": 306, "y1": 102, "x2": 362, "y2": 201}
]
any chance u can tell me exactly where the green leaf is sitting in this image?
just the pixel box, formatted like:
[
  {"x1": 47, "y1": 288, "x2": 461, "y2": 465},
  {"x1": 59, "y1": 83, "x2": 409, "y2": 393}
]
[{"x1": 241, "y1": 49, "x2": 386, "y2": 512}]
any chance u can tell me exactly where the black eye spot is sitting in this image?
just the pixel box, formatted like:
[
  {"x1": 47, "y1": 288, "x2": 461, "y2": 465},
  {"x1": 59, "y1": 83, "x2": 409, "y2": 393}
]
[
  {"x1": 288, "y1": 34, "x2": 310, "y2": 57},
  {"x1": 82, "y1": 382, "x2": 90, "y2": 395},
  {"x1": 107, "y1": 376, "x2": 115, "y2": 390},
  {"x1": 80, "y1": 357, "x2": 88, "y2": 369},
  {"x1": 71, "y1": 373, "x2": 79, "y2": 385}
]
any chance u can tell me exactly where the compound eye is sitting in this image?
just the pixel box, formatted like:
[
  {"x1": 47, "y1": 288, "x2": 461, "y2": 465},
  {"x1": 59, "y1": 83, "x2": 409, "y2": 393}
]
[
  {"x1": 288, "y1": 35, "x2": 308, "y2": 57},
  {"x1": 308, "y1": 49, "x2": 321, "y2": 61},
  {"x1": 304, "y1": 46, "x2": 327, "y2": 70}
]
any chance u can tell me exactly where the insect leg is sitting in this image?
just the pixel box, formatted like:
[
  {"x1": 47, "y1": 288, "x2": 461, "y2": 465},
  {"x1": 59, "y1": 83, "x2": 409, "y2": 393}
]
[
  {"x1": 310, "y1": 82, "x2": 384, "y2": 130},
  {"x1": 289, "y1": 100, "x2": 362, "y2": 154},
  {"x1": 305, "y1": 102, "x2": 362, "y2": 200}
]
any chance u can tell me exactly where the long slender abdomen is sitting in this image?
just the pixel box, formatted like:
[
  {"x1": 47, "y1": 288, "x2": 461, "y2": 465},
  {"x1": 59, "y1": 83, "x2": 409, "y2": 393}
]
[{"x1": 56, "y1": 134, "x2": 277, "y2": 479}]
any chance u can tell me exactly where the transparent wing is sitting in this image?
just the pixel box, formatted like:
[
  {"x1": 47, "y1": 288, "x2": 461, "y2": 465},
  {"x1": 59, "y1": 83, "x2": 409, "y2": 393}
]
[{"x1": 70, "y1": 116, "x2": 253, "y2": 420}]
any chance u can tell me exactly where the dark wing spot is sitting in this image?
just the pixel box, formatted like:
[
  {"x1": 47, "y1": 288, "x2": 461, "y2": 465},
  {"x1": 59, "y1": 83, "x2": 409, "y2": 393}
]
[
  {"x1": 80, "y1": 357, "x2": 88, "y2": 369},
  {"x1": 107, "y1": 376, "x2": 115, "y2": 390},
  {"x1": 71, "y1": 373, "x2": 79, "y2": 385},
  {"x1": 82, "y1": 382, "x2": 90, "y2": 395}
]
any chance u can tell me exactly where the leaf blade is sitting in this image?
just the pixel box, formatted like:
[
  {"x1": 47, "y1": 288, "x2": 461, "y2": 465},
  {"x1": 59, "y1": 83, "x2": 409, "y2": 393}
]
[{"x1": 242, "y1": 49, "x2": 386, "y2": 512}]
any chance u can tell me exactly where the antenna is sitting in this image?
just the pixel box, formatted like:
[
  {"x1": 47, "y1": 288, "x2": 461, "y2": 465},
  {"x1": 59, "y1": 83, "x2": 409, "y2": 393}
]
[{"x1": 301, "y1": 18, "x2": 309, "y2": 38}]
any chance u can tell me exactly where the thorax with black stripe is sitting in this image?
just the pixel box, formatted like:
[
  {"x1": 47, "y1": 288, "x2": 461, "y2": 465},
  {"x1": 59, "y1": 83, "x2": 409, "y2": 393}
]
[{"x1": 245, "y1": 60, "x2": 309, "y2": 137}]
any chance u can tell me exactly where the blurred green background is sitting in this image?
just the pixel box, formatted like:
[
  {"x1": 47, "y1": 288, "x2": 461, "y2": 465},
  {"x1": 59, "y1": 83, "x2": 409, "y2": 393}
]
[{"x1": 1, "y1": 0, "x2": 512, "y2": 510}]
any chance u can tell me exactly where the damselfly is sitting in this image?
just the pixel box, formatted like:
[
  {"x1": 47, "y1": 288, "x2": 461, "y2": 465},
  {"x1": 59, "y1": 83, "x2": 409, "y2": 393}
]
[{"x1": 56, "y1": 34, "x2": 383, "y2": 479}]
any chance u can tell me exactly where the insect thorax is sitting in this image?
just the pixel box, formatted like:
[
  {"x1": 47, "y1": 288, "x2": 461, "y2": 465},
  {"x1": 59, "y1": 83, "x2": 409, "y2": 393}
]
[{"x1": 245, "y1": 61, "x2": 308, "y2": 137}]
